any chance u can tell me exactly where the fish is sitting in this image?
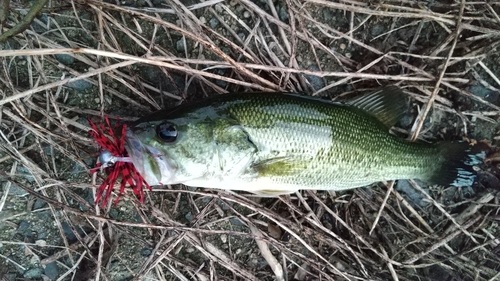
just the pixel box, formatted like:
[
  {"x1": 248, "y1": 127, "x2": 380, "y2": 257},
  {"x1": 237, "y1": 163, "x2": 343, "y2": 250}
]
[{"x1": 123, "y1": 87, "x2": 488, "y2": 196}]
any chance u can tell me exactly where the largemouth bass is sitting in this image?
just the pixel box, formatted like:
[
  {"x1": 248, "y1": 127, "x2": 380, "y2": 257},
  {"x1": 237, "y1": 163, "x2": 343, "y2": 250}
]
[{"x1": 124, "y1": 87, "x2": 487, "y2": 195}]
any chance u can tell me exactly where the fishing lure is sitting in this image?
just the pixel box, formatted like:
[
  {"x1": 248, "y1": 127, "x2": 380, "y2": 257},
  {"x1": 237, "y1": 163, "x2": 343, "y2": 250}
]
[{"x1": 88, "y1": 116, "x2": 150, "y2": 207}]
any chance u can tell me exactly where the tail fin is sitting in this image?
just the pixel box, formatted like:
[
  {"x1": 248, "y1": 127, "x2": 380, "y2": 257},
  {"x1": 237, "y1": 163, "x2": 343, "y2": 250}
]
[{"x1": 429, "y1": 140, "x2": 489, "y2": 187}]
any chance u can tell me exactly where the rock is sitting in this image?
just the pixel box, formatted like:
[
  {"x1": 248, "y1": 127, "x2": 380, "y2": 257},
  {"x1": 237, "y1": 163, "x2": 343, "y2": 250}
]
[
  {"x1": 55, "y1": 54, "x2": 75, "y2": 65},
  {"x1": 478, "y1": 171, "x2": 500, "y2": 190},
  {"x1": 33, "y1": 199, "x2": 47, "y2": 210},
  {"x1": 44, "y1": 262, "x2": 58, "y2": 280},
  {"x1": 229, "y1": 217, "x2": 244, "y2": 226},
  {"x1": 268, "y1": 223, "x2": 282, "y2": 239},
  {"x1": 395, "y1": 180, "x2": 429, "y2": 207},
  {"x1": 23, "y1": 268, "x2": 43, "y2": 279},
  {"x1": 399, "y1": 112, "x2": 414, "y2": 128},
  {"x1": 35, "y1": 240, "x2": 46, "y2": 247},
  {"x1": 16, "y1": 166, "x2": 36, "y2": 183},
  {"x1": 17, "y1": 221, "x2": 30, "y2": 236},
  {"x1": 141, "y1": 248, "x2": 152, "y2": 257},
  {"x1": 209, "y1": 18, "x2": 219, "y2": 29},
  {"x1": 66, "y1": 78, "x2": 93, "y2": 91},
  {"x1": 304, "y1": 66, "x2": 325, "y2": 91},
  {"x1": 371, "y1": 24, "x2": 385, "y2": 37},
  {"x1": 278, "y1": 6, "x2": 288, "y2": 21},
  {"x1": 469, "y1": 84, "x2": 499, "y2": 104},
  {"x1": 185, "y1": 211, "x2": 194, "y2": 222},
  {"x1": 61, "y1": 222, "x2": 85, "y2": 242},
  {"x1": 176, "y1": 39, "x2": 186, "y2": 52},
  {"x1": 323, "y1": 9, "x2": 333, "y2": 21},
  {"x1": 8, "y1": 183, "x2": 29, "y2": 196}
]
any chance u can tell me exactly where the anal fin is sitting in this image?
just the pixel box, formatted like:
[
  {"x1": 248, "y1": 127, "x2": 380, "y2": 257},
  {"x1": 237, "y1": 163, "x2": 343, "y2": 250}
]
[{"x1": 253, "y1": 189, "x2": 298, "y2": 196}]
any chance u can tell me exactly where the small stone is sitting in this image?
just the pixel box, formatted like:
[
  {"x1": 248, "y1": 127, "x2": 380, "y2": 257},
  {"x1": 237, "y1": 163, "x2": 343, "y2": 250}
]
[
  {"x1": 323, "y1": 9, "x2": 333, "y2": 21},
  {"x1": 294, "y1": 263, "x2": 309, "y2": 280},
  {"x1": 33, "y1": 199, "x2": 47, "y2": 210},
  {"x1": 268, "y1": 223, "x2": 282, "y2": 239},
  {"x1": 220, "y1": 234, "x2": 227, "y2": 243},
  {"x1": 229, "y1": 218, "x2": 244, "y2": 226},
  {"x1": 104, "y1": 95, "x2": 112, "y2": 105},
  {"x1": 37, "y1": 231, "x2": 48, "y2": 240},
  {"x1": 396, "y1": 180, "x2": 429, "y2": 207},
  {"x1": 141, "y1": 248, "x2": 152, "y2": 257},
  {"x1": 185, "y1": 212, "x2": 194, "y2": 222},
  {"x1": 176, "y1": 39, "x2": 186, "y2": 52},
  {"x1": 61, "y1": 222, "x2": 84, "y2": 242},
  {"x1": 94, "y1": 97, "x2": 100, "y2": 103},
  {"x1": 55, "y1": 54, "x2": 75, "y2": 65},
  {"x1": 199, "y1": 16, "x2": 206, "y2": 24},
  {"x1": 215, "y1": 79, "x2": 228, "y2": 88},
  {"x1": 399, "y1": 113, "x2": 414, "y2": 127},
  {"x1": 35, "y1": 240, "x2": 46, "y2": 247},
  {"x1": 66, "y1": 79, "x2": 93, "y2": 91},
  {"x1": 17, "y1": 221, "x2": 30, "y2": 234},
  {"x1": 278, "y1": 6, "x2": 288, "y2": 21},
  {"x1": 44, "y1": 262, "x2": 58, "y2": 280},
  {"x1": 23, "y1": 268, "x2": 43, "y2": 279},
  {"x1": 339, "y1": 43, "x2": 346, "y2": 50},
  {"x1": 370, "y1": 24, "x2": 385, "y2": 37},
  {"x1": 304, "y1": 66, "x2": 325, "y2": 91},
  {"x1": 30, "y1": 255, "x2": 40, "y2": 264},
  {"x1": 334, "y1": 261, "x2": 346, "y2": 271},
  {"x1": 16, "y1": 166, "x2": 36, "y2": 183},
  {"x1": 209, "y1": 18, "x2": 219, "y2": 29},
  {"x1": 243, "y1": 11, "x2": 250, "y2": 18}
]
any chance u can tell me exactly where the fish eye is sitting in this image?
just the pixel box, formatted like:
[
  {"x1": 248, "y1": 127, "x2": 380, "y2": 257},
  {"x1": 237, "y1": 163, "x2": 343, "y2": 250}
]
[{"x1": 156, "y1": 122, "x2": 177, "y2": 142}]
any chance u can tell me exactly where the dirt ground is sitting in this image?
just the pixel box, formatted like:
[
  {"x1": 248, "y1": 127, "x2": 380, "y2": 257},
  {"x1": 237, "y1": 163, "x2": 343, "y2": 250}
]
[{"x1": 0, "y1": 0, "x2": 499, "y2": 280}]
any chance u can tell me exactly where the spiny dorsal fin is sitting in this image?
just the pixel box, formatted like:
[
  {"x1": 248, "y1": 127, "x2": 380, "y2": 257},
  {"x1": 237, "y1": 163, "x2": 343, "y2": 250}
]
[{"x1": 347, "y1": 86, "x2": 407, "y2": 129}]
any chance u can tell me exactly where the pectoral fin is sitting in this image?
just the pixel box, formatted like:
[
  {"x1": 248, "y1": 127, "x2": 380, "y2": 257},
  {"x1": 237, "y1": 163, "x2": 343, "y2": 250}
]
[{"x1": 252, "y1": 155, "x2": 309, "y2": 177}]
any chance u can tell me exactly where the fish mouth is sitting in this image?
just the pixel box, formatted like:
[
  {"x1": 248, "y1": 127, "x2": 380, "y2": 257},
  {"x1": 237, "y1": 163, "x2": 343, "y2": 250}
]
[{"x1": 124, "y1": 128, "x2": 176, "y2": 185}]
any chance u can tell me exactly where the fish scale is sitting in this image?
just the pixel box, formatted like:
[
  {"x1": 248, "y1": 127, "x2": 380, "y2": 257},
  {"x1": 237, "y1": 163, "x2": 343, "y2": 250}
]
[
  {"x1": 125, "y1": 89, "x2": 487, "y2": 195},
  {"x1": 225, "y1": 95, "x2": 436, "y2": 189}
]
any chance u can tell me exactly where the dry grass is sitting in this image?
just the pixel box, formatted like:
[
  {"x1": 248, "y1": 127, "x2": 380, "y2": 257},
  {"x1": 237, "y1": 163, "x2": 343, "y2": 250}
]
[{"x1": 0, "y1": 0, "x2": 499, "y2": 280}]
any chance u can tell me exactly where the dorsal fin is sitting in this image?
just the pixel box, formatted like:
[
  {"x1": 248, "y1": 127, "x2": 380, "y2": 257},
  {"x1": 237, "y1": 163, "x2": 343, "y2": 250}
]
[{"x1": 346, "y1": 86, "x2": 407, "y2": 129}]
